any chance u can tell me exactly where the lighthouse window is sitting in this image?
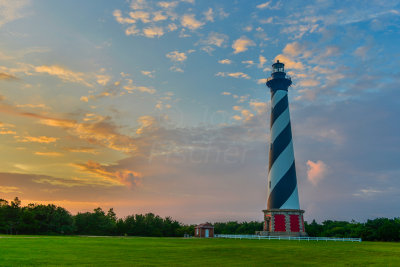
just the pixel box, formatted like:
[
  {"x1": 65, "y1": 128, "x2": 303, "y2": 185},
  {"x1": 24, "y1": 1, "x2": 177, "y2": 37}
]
[
  {"x1": 269, "y1": 181, "x2": 271, "y2": 188},
  {"x1": 273, "y1": 67, "x2": 284, "y2": 72}
]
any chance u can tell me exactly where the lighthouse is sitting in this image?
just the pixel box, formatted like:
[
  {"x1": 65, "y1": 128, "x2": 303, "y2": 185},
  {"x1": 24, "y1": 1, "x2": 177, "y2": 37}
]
[{"x1": 261, "y1": 60, "x2": 306, "y2": 236}]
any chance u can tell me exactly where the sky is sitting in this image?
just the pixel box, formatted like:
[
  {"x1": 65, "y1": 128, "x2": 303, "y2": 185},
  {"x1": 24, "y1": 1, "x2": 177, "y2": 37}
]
[{"x1": 1, "y1": 0, "x2": 400, "y2": 224}]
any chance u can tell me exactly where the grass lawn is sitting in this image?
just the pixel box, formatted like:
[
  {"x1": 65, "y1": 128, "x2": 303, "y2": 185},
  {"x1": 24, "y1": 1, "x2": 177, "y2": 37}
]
[{"x1": 0, "y1": 236, "x2": 399, "y2": 266}]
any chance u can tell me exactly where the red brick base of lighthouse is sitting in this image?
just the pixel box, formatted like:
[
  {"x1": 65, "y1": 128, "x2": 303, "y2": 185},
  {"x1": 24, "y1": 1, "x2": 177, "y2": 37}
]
[{"x1": 256, "y1": 209, "x2": 307, "y2": 237}]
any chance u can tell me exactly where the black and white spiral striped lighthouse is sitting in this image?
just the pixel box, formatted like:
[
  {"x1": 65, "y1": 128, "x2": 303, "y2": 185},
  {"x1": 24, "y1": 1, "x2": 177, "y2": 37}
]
[{"x1": 261, "y1": 60, "x2": 307, "y2": 236}]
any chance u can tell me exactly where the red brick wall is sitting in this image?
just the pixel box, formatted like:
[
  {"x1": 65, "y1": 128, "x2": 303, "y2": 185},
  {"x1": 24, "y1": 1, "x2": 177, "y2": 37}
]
[
  {"x1": 290, "y1": 215, "x2": 300, "y2": 232},
  {"x1": 274, "y1": 214, "x2": 286, "y2": 232}
]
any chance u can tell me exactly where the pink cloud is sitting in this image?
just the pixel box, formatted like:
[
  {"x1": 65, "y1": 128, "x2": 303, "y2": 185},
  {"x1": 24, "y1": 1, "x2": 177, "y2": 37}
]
[{"x1": 306, "y1": 160, "x2": 328, "y2": 186}]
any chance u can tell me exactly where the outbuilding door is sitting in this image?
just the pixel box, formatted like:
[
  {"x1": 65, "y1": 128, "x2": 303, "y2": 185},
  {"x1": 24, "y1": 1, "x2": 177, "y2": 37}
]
[{"x1": 205, "y1": 229, "x2": 209, "y2": 238}]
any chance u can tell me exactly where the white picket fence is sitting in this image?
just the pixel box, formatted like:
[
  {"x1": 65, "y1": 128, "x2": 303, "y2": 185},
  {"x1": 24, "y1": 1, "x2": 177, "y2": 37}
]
[{"x1": 214, "y1": 234, "x2": 361, "y2": 242}]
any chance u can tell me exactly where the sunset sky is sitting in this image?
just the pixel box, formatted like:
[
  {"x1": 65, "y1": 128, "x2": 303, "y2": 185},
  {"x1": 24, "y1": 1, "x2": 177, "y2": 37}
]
[{"x1": 1, "y1": 0, "x2": 400, "y2": 224}]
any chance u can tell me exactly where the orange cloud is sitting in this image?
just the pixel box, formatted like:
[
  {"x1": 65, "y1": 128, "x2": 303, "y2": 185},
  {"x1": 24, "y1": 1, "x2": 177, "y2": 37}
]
[
  {"x1": 0, "y1": 72, "x2": 19, "y2": 81},
  {"x1": 72, "y1": 160, "x2": 142, "y2": 188},
  {"x1": 136, "y1": 115, "x2": 158, "y2": 135},
  {"x1": 232, "y1": 36, "x2": 255, "y2": 54},
  {"x1": 299, "y1": 79, "x2": 320, "y2": 87},
  {"x1": 143, "y1": 26, "x2": 164, "y2": 38},
  {"x1": 307, "y1": 160, "x2": 328, "y2": 186},
  {"x1": 283, "y1": 42, "x2": 302, "y2": 57},
  {"x1": 166, "y1": 50, "x2": 187, "y2": 62},
  {"x1": 40, "y1": 116, "x2": 136, "y2": 153},
  {"x1": 274, "y1": 54, "x2": 304, "y2": 70},
  {"x1": 17, "y1": 135, "x2": 58, "y2": 143},
  {"x1": 181, "y1": 14, "x2": 204, "y2": 30},
  {"x1": 216, "y1": 72, "x2": 250, "y2": 79},
  {"x1": 0, "y1": 121, "x2": 16, "y2": 135},
  {"x1": 113, "y1": 10, "x2": 135, "y2": 24},
  {"x1": 218, "y1": 59, "x2": 232, "y2": 64},
  {"x1": 34, "y1": 151, "x2": 63, "y2": 157},
  {"x1": 64, "y1": 147, "x2": 99, "y2": 154},
  {"x1": 16, "y1": 103, "x2": 49, "y2": 109},
  {"x1": 0, "y1": 100, "x2": 137, "y2": 153},
  {"x1": 0, "y1": 130, "x2": 16, "y2": 135},
  {"x1": 129, "y1": 11, "x2": 150, "y2": 23},
  {"x1": 258, "y1": 55, "x2": 267, "y2": 68},
  {"x1": 123, "y1": 85, "x2": 156, "y2": 94},
  {"x1": 250, "y1": 101, "x2": 268, "y2": 115},
  {"x1": 34, "y1": 65, "x2": 93, "y2": 87}
]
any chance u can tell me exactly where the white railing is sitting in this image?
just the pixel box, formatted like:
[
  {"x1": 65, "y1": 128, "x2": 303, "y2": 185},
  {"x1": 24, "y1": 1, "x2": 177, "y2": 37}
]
[{"x1": 214, "y1": 234, "x2": 361, "y2": 242}]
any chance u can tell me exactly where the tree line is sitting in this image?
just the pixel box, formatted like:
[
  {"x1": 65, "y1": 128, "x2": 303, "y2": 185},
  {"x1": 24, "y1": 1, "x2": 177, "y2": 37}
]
[
  {"x1": 305, "y1": 219, "x2": 400, "y2": 241},
  {"x1": 1, "y1": 197, "x2": 399, "y2": 241},
  {"x1": 0, "y1": 197, "x2": 192, "y2": 236}
]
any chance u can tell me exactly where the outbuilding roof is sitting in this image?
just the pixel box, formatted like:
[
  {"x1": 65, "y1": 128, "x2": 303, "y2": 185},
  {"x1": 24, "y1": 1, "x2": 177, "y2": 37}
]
[{"x1": 195, "y1": 223, "x2": 214, "y2": 228}]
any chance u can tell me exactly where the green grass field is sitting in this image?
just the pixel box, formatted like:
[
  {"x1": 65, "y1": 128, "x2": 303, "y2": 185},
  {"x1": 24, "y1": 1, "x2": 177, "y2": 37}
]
[{"x1": 0, "y1": 236, "x2": 399, "y2": 266}]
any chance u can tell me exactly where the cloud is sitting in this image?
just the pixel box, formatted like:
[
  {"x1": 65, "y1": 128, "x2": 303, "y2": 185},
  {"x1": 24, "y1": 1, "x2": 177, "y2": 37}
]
[
  {"x1": 232, "y1": 115, "x2": 242, "y2": 121},
  {"x1": 241, "y1": 109, "x2": 254, "y2": 122},
  {"x1": 232, "y1": 106, "x2": 242, "y2": 111},
  {"x1": 250, "y1": 101, "x2": 268, "y2": 115},
  {"x1": 202, "y1": 32, "x2": 228, "y2": 47},
  {"x1": 166, "y1": 50, "x2": 187, "y2": 62},
  {"x1": 96, "y1": 74, "x2": 111, "y2": 86},
  {"x1": 0, "y1": 122, "x2": 14, "y2": 127},
  {"x1": 354, "y1": 46, "x2": 369, "y2": 60},
  {"x1": 143, "y1": 26, "x2": 164, "y2": 38},
  {"x1": 72, "y1": 160, "x2": 142, "y2": 188},
  {"x1": 274, "y1": 54, "x2": 304, "y2": 70},
  {"x1": 15, "y1": 103, "x2": 48, "y2": 109},
  {"x1": 181, "y1": 14, "x2": 204, "y2": 30},
  {"x1": 0, "y1": 185, "x2": 21, "y2": 194},
  {"x1": 353, "y1": 188, "x2": 383, "y2": 198},
  {"x1": 124, "y1": 85, "x2": 156, "y2": 94},
  {"x1": 216, "y1": 72, "x2": 250, "y2": 79},
  {"x1": 152, "y1": 11, "x2": 168, "y2": 22},
  {"x1": 169, "y1": 66, "x2": 184, "y2": 73},
  {"x1": 307, "y1": 160, "x2": 328, "y2": 186},
  {"x1": 130, "y1": 0, "x2": 148, "y2": 10},
  {"x1": 232, "y1": 36, "x2": 255, "y2": 54},
  {"x1": 0, "y1": 101, "x2": 138, "y2": 154},
  {"x1": 218, "y1": 59, "x2": 232, "y2": 64},
  {"x1": 35, "y1": 65, "x2": 93, "y2": 87},
  {"x1": 65, "y1": 147, "x2": 98, "y2": 154},
  {"x1": 0, "y1": 0, "x2": 30, "y2": 27},
  {"x1": 0, "y1": 121, "x2": 16, "y2": 135},
  {"x1": 113, "y1": 9, "x2": 136, "y2": 24},
  {"x1": 158, "y1": 1, "x2": 179, "y2": 9},
  {"x1": 257, "y1": 78, "x2": 268, "y2": 84},
  {"x1": 167, "y1": 23, "x2": 178, "y2": 31},
  {"x1": 258, "y1": 55, "x2": 267, "y2": 68},
  {"x1": 125, "y1": 25, "x2": 140, "y2": 36},
  {"x1": 283, "y1": 42, "x2": 302, "y2": 57},
  {"x1": 204, "y1": 8, "x2": 214, "y2": 22},
  {"x1": 16, "y1": 135, "x2": 58, "y2": 143},
  {"x1": 242, "y1": 60, "x2": 254, "y2": 67},
  {"x1": 0, "y1": 130, "x2": 16, "y2": 135},
  {"x1": 0, "y1": 72, "x2": 19, "y2": 81},
  {"x1": 256, "y1": 1, "x2": 271, "y2": 9},
  {"x1": 136, "y1": 115, "x2": 158, "y2": 135},
  {"x1": 39, "y1": 117, "x2": 137, "y2": 153},
  {"x1": 128, "y1": 11, "x2": 150, "y2": 23},
  {"x1": 299, "y1": 79, "x2": 320, "y2": 87},
  {"x1": 141, "y1": 70, "x2": 155, "y2": 78},
  {"x1": 256, "y1": 1, "x2": 281, "y2": 9},
  {"x1": 34, "y1": 151, "x2": 63, "y2": 157}
]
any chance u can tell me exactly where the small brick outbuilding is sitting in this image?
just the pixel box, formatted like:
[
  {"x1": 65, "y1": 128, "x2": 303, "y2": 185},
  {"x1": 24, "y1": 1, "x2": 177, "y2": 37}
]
[{"x1": 194, "y1": 223, "x2": 214, "y2": 238}]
